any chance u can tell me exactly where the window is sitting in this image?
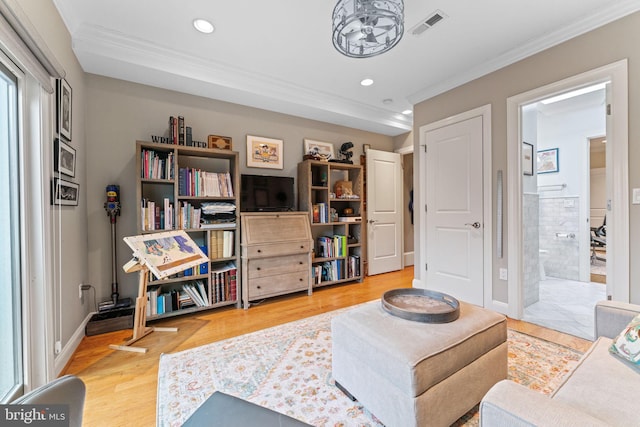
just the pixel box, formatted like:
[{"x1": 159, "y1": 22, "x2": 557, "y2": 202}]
[{"x1": 0, "y1": 59, "x2": 22, "y2": 402}]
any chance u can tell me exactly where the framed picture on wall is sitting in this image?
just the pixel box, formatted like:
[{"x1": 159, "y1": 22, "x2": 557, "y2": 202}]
[
  {"x1": 54, "y1": 138, "x2": 76, "y2": 177},
  {"x1": 537, "y1": 148, "x2": 559, "y2": 174},
  {"x1": 56, "y1": 79, "x2": 72, "y2": 141},
  {"x1": 522, "y1": 142, "x2": 533, "y2": 176},
  {"x1": 303, "y1": 139, "x2": 335, "y2": 160},
  {"x1": 51, "y1": 177, "x2": 79, "y2": 206},
  {"x1": 246, "y1": 135, "x2": 284, "y2": 169}
]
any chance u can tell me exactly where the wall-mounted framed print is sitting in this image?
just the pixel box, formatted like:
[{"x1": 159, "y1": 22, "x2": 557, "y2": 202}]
[
  {"x1": 303, "y1": 138, "x2": 334, "y2": 161},
  {"x1": 537, "y1": 148, "x2": 559, "y2": 174},
  {"x1": 522, "y1": 142, "x2": 533, "y2": 176},
  {"x1": 51, "y1": 177, "x2": 79, "y2": 206},
  {"x1": 56, "y1": 79, "x2": 72, "y2": 141},
  {"x1": 54, "y1": 138, "x2": 76, "y2": 177},
  {"x1": 246, "y1": 135, "x2": 284, "y2": 169}
]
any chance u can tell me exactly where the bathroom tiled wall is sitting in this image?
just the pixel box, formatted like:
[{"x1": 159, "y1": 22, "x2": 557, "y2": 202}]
[
  {"x1": 539, "y1": 196, "x2": 580, "y2": 281},
  {"x1": 523, "y1": 193, "x2": 540, "y2": 306}
]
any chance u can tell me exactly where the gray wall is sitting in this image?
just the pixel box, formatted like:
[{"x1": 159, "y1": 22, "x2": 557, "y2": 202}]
[
  {"x1": 19, "y1": 0, "x2": 89, "y2": 359},
  {"x1": 413, "y1": 11, "x2": 640, "y2": 304},
  {"x1": 85, "y1": 75, "x2": 394, "y2": 302}
]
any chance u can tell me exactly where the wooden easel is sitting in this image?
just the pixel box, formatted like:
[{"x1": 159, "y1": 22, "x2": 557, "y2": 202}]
[{"x1": 109, "y1": 258, "x2": 178, "y2": 353}]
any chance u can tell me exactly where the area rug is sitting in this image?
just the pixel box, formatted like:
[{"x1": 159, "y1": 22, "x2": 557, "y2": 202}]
[{"x1": 157, "y1": 305, "x2": 584, "y2": 426}]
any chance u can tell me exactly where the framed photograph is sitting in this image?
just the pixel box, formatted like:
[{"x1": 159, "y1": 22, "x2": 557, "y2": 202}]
[
  {"x1": 522, "y1": 142, "x2": 533, "y2": 176},
  {"x1": 123, "y1": 230, "x2": 209, "y2": 279},
  {"x1": 246, "y1": 135, "x2": 284, "y2": 169},
  {"x1": 537, "y1": 148, "x2": 559, "y2": 174},
  {"x1": 54, "y1": 138, "x2": 76, "y2": 177},
  {"x1": 51, "y1": 177, "x2": 79, "y2": 206},
  {"x1": 304, "y1": 138, "x2": 335, "y2": 160},
  {"x1": 56, "y1": 79, "x2": 72, "y2": 141}
]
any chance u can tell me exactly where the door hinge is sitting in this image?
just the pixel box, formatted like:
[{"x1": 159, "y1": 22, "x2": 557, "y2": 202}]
[
  {"x1": 425, "y1": 263, "x2": 428, "y2": 271},
  {"x1": 607, "y1": 104, "x2": 612, "y2": 115},
  {"x1": 422, "y1": 144, "x2": 427, "y2": 153},
  {"x1": 424, "y1": 204, "x2": 427, "y2": 212}
]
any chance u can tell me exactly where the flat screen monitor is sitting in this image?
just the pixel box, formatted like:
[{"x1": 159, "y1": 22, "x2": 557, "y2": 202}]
[{"x1": 240, "y1": 174, "x2": 295, "y2": 212}]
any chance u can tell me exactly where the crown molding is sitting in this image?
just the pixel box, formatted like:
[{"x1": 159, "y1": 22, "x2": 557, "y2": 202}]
[{"x1": 72, "y1": 24, "x2": 412, "y2": 136}]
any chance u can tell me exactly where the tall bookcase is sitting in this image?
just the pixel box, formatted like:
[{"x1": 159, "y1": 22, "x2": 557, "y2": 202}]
[
  {"x1": 298, "y1": 159, "x2": 364, "y2": 287},
  {"x1": 136, "y1": 141, "x2": 240, "y2": 320}
]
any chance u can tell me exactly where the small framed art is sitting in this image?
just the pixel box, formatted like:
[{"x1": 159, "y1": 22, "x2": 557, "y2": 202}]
[
  {"x1": 303, "y1": 139, "x2": 335, "y2": 161},
  {"x1": 57, "y1": 79, "x2": 72, "y2": 141},
  {"x1": 54, "y1": 138, "x2": 76, "y2": 177},
  {"x1": 51, "y1": 177, "x2": 79, "y2": 206},
  {"x1": 522, "y1": 142, "x2": 533, "y2": 176},
  {"x1": 537, "y1": 148, "x2": 559, "y2": 174},
  {"x1": 246, "y1": 135, "x2": 284, "y2": 169}
]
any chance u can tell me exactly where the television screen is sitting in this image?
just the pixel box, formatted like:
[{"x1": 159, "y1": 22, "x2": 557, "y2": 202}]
[{"x1": 240, "y1": 174, "x2": 295, "y2": 212}]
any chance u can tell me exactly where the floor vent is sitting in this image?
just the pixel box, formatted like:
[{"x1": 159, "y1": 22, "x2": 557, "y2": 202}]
[{"x1": 410, "y1": 10, "x2": 447, "y2": 36}]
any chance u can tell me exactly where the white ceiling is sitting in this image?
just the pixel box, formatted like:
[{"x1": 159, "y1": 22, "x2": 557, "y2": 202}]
[{"x1": 52, "y1": 0, "x2": 640, "y2": 136}]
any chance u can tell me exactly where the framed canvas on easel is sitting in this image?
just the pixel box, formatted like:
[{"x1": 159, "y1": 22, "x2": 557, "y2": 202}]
[{"x1": 110, "y1": 230, "x2": 209, "y2": 353}]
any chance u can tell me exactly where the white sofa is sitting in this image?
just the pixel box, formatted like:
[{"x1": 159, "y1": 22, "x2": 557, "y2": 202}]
[{"x1": 480, "y1": 300, "x2": 640, "y2": 426}]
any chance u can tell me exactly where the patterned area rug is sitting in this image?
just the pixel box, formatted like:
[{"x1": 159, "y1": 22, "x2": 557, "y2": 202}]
[{"x1": 157, "y1": 306, "x2": 584, "y2": 426}]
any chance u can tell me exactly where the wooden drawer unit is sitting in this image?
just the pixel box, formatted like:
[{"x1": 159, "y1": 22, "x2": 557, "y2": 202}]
[{"x1": 240, "y1": 212, "x2": 313, "y2": 308}]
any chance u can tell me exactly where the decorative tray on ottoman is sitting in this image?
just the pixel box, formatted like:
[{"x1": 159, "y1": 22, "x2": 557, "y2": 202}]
[{"x1": 381, "y1": 288, "x2": 460, "y2": 323}]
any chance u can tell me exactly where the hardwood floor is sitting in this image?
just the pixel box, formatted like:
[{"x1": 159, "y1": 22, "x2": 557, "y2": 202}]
[{"x1": 62, "y1": 267, "x2": 591, "y2": 426}]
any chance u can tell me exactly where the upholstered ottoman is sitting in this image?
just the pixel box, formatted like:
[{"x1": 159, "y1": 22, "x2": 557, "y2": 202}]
[{"x1": 331, "y1": 301, "x2": 507, "y2": 427}]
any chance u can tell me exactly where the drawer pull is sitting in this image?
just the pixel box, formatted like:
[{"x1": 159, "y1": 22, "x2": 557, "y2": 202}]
[
  {"x1": 299, "y1": 262, "x2": 303, "y2": 265},
  {"x1": 257, "y1": 285, "x2": 261, "y2": 289},
  {"x1": 299, "y1": 278, "x2": 303, "y2": 281},
  {"x1": 257, "y1": 249, "x2": 262, "y2": 253},
  {"x1": 300, "y1": 245, "x2": 304, "y2": 249},
  {"x1": 257, "y1": 267, "x2": 261, "y2": 271}
]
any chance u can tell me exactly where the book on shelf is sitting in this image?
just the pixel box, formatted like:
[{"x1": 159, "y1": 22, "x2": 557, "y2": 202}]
[
  {"x1": 210, "y1": 262, "x2": 237, "y2": 303},
  {"x1": 178, "y1": 169, "x2": 234, "y2": 197},
  {"x1": 141, "y1": 198, "x2": 174, "y2": 231},
  {"x1": 312, "y1": 203, "x2": 329, "y2": 223},
  {"x1": 210, "y1": 230, "x2": 234, "y2": 259},
  {"x1": 316, "y1": 235, "x2": 347, "y2": 258},
  {"x1": 140, "y1": 149, "x2": 174, "y2": 180},
  {"x1": 177, "y1": 201, "x2": 202, "y2": 229}
]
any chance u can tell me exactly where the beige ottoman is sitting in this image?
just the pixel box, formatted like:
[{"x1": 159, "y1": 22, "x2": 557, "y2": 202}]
[{"x1": 331, "y1": 301, "x2": 507, "y2": 427}]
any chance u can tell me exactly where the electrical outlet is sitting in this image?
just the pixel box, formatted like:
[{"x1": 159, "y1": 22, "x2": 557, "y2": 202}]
[
  {"x1": 55, "y1": 341, "x2": 61, "y2": 354},
  {"x1": 499, "y1": 268, "x2": 508, "y2": 280}
]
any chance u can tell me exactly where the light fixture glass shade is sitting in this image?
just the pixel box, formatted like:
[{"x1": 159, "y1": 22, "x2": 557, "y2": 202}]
[{"x1": 332, "y1": 0, "x2": 404, "y2": 58}]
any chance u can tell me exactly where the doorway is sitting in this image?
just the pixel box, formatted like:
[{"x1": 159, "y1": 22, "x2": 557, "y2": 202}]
[
  {"x1": 506, "y1": 60, "x2": 629, "y2": 333},
  {"x1": 520, "y1": 86, "x2": 607, "y2": 340}
]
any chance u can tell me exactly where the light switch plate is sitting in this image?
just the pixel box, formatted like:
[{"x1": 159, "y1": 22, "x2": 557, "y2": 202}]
[{"x1": 633, "y1": 188, "x2": 640, "y2": 205}]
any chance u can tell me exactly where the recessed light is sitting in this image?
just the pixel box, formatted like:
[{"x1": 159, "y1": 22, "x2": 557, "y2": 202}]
[
  {"x1": 193, "y1": 19, "x2": 214, "y2": 34},
  {"x1": 402, "y1": 109, "x2": 413, "y2": 115},
  {"x1": 360, "y1": 78, "x2": 374, "y2": 87},
  {"x1": 382, "y1": 98, "x2": 393, "y2": 105}
]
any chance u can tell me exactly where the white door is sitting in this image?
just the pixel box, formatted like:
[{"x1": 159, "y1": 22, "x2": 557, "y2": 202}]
[
  {"x1": 366, "y1": 149, "x2": 403, "y2": 275},
  {"x1": 425, "y1": 116, "x2": 484, "y2": 306}
]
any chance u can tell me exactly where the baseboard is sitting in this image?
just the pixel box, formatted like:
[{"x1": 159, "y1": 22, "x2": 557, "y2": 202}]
[
  {"x1": 54, "y1": 311, "x2": 95, "y2": 375},
  {"x1": 412, "y1": 278, "x2": 423, "y2": 288},
  {"x1": 403, "y1": 251, "x2": 414, "y2": 266}
]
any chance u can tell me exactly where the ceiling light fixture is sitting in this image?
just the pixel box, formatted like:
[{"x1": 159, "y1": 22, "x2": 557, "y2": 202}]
[
  {"x1": 360, "y1": 78, "x2": 374, "y2": 86},
  {"x1": 193, "y1": 19, "x2": 214, "y2": 34},
  {"x1": 402, "y1": 109, "x2": 412, "y2": 115},
  {"x1": 332, "y1": 0, "x2": 404, "y2": 59},
  {"x1": 540, "y1": 82, "x2": 606, "y2": 105}
]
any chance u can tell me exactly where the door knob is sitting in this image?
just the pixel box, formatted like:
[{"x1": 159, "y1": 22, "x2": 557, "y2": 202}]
[
  {"x1": 368, "y1": 219, "x2": 377, "y2": 224},
  {"x1": 465, "y1": 222, "x2": 481, "y2": 229}
]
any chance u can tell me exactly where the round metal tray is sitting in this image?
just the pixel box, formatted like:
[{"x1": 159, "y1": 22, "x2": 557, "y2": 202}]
[{"x1": 381, "y1": 288, "x2": 460, "y2": 323}]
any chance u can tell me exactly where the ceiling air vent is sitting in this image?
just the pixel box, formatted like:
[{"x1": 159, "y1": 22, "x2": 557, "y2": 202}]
[{"x1": 410, "y1": 10, "x2": 447, "y2": 36}]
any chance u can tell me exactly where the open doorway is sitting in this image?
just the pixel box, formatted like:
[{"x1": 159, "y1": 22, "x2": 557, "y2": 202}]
[{"x1": 520, "y1": 84, "x2": 607, "y2": 340}]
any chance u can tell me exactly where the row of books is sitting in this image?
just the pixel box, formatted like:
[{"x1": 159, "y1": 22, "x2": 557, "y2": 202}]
[
  {"x1": 316, "y1": 235, "x2": 348, "y2": 258},
  {"x1": 147, "y1": 281, "x2": 209, "y2": 316},
  {"x1": 211, "y1": 263, "x2": 238, "y2": 304},
  {"x1": 141, "y1": 198, "x2": 238, "y2": 231},
  {"x1": 312, "y1": 255, "x2": 361, "y2": 284},
  {"x1": 210, "y1": 230, "x2": 235, "y2": 259},
  {"x1": 178, "y1": 169, "x2": 234, "y2": 198},
  {"x1": 312, "y1": 203, "x2": 330, "y2": 223},
  {"x1": 141, "y1": 198, "x2": 174, "y2": 231},
  {"x1": 141, "y1": 149, "x2": 174, "y2": 180}
]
